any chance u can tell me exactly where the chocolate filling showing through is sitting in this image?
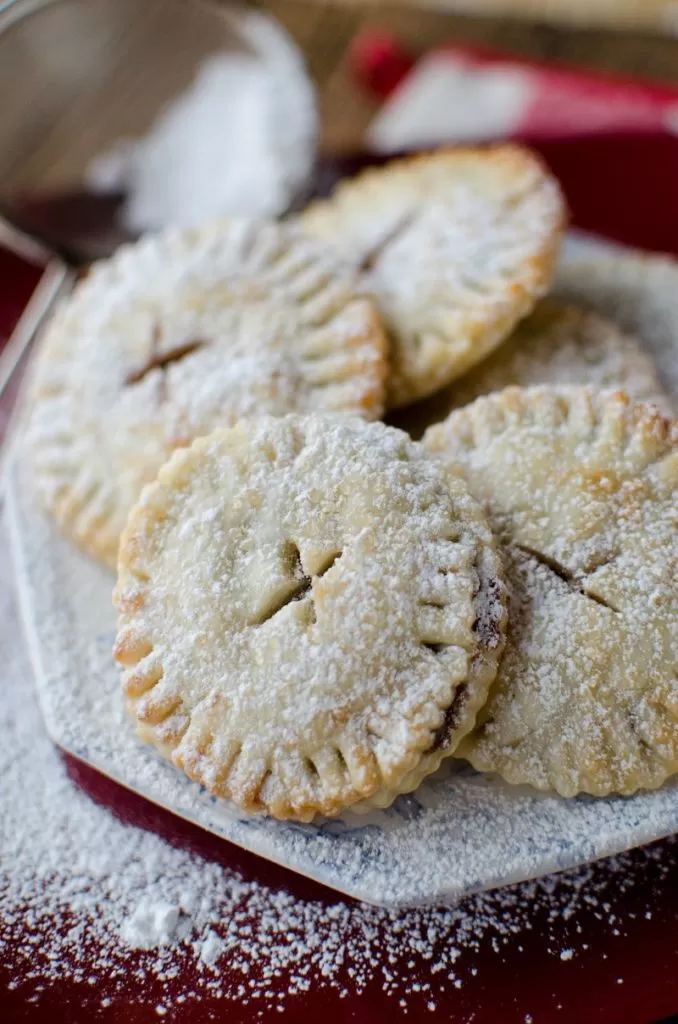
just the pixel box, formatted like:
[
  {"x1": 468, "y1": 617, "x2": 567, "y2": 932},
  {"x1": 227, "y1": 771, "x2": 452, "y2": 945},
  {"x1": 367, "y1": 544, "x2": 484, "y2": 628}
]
[
  {"x1": 473, "y1": 575, "x2": 503, "y2": 649},
  {"x1": 424, "y1": 560, "x2": 505, "y2": 753},
  {"x1": 358, "y1": 211, "x2": 417, "y2": 273},
  {"x1": 255, "y1": 546, "x2": 342, "y2": 626},
  {"x1": 516, "y1": 544, "x2": 619, "y2": 613},
  {"x1": 429, "y1": 684, "x2": 469, "y2": 753},
  {"x1": 125, "y1": 324, "x2": 206, "y2": 389}
]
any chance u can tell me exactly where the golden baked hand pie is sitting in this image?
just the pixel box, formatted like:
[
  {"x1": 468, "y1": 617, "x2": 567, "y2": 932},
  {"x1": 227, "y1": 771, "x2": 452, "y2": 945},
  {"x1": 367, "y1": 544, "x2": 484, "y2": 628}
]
[
  {"x1": 425, "y1": 387, "x2": 678, "y2": 797},
  {"x1": 300, "y1": 145, "x2": 565, "y2": 408},
  {"x1": 395, "y1": 300, "x2": 670, "y2": 439},
  {"x1": 556, "y1": 249, "x2": 678, "y2": 407},
  {"x1": 114, "y1": 415, "x2": 507, "y2": 821},
  {"x1": 29, "y1": 219, "x2": 387, "y2": 567}
]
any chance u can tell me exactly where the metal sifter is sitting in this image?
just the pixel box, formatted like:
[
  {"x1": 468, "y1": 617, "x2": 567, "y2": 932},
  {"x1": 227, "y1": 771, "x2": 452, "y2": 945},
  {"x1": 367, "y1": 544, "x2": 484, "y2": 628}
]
[{"x1": 0, "y1": 0, "x2": 317, "y2": 399}]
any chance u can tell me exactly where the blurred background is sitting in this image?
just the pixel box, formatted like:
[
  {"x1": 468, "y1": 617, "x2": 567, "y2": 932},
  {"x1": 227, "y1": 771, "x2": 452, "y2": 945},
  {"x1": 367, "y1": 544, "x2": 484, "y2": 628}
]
[
  {"x1": 3, "y1": 0, "x2": 678, "y2": 261},
  {"x1": 271, "y1": 0, "x2": 678, "y2": 152}
]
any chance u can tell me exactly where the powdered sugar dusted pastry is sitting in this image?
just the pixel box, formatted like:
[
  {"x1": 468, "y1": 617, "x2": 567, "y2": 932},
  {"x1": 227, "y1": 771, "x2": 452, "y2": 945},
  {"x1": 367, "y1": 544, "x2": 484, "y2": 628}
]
[
  {"x1": 114, "y1": 415, "x2": 507, "y2": 821},
  {"x1": 29, "y1": 219, "x2": 387, "y2": 567},
  {"x1": 300, "y1": 145, "x2": 565, "y2": 408},
  {"x1": 424, "y1": 387, "x2": 678, "y2": 797},
  {"x1": 395, "y1": 301, "x2": 670, "y2": 439},
  {"x1": 555, "y1": 248, "x2": 678, "y2": 407}
]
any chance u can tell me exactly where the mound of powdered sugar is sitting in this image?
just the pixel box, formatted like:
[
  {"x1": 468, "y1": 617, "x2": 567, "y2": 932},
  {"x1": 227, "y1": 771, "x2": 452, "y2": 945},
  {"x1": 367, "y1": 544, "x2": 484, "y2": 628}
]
[
  {"x1": 1, "y1": 526, "x2": 676, "y2": 1017},
  {"x1": 86, "y1": 8, "x2": 317, "y2": 233}
]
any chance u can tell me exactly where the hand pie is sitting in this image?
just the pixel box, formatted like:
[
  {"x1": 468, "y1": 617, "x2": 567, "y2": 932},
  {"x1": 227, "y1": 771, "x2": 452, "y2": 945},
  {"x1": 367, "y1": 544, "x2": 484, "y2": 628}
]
[
  {"x1": 425, "y1": 387, "x2": 678, "y2": 797},
  {"x1": 29, "y1": 219, "x2": 388, "y2": 567},
  {"x1": 556, "y1": 249, "x2": 678, "y2": 407},
  {"x1": 300, "y1": 144, "x2": 565, "y2": 408},
  {"x1": 114, "y1": 415, "x2": 507, "y2": 821},
  {"x1": 395, "y1": 301, "x2": 670, "y2": 439}
]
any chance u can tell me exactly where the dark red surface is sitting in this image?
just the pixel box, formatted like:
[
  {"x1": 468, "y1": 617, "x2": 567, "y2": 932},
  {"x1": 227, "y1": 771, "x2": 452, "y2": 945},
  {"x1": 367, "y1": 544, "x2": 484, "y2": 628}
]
[
  {"x1": 523, "y1": 132, "x2": 678, "y2": 257},
  {"x1": 3, "y1": 751, "x2": 678, "y2": 1023},
  {"x1": 351, "y1": 31, "x2": 678, "y2": 109},
  {"x1": 348, "y1": 30, "x2": 414, "y2": 97},
  {"x1": 0, "y1": 246, "x2": 43, "y2": 344},
  {"x1": 10, "y1": 190, "x2": 132, "y2": 264},
  {"x1": 4, "y1": 133, "x2": 678, "y2": 1023}
]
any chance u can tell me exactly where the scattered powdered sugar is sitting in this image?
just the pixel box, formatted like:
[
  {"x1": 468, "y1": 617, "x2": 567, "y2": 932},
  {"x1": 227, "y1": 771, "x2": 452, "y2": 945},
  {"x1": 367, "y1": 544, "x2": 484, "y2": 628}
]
[
  {"x1": 301, "y1": 146, "x2": 564, "y2": 406},
  {"x1": 117, "y1": 414, "x2": 501, "y2": 820},
  {"x1": 424, "y1": 387, "x2": 678, "y2": 799},
  {"x1": 120, "y1": 899, "x2": 183, "y2": 950},
  {"x1": 9, "y1": 443, "x2": 678, "y2": 912},
  {"x1": 434, "y1": 301, "x2": 671, "y2": 416},
  {"x1": 29, "y1": 219, "x2": 385, "y2": 565},
  {"x1": 198, "y1": 929, "x2": 226, "y2": 968},
  {"x1": 2, "y1": 521, "x2": 678, "y2": 1015},
  {"x1": 555, "y1": 245, "x2": 678, "y2": 407},
  {"x1": 395, "y1": 298, "x2": 672, "y2": 439}
]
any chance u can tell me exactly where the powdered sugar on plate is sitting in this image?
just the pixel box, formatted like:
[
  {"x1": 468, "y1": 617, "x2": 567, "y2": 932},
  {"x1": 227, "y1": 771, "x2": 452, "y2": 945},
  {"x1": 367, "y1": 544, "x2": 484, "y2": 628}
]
[
  {"x1": 7, "y1": 451, "x2": 678, "y2": 911},
  {"x1": 2, "y1": 529, "x2": 676, "y2": 1015}
]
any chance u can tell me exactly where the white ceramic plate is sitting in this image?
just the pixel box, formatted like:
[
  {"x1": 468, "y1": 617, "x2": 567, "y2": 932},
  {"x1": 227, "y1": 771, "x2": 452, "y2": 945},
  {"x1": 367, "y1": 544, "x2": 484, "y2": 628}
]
[
  {"x1": 7, "y1": 445, "x2": 678, "y2": 908},
  {"x1": 7, "y1": 235, "x2": 678, "y2": 907}
]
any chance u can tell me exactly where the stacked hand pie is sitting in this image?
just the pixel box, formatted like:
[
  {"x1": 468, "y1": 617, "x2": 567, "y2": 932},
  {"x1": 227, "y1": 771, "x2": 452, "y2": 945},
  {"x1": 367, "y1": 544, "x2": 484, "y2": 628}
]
[{"x1": 28, "y1": 144, "x2": 678, "y2": 821}]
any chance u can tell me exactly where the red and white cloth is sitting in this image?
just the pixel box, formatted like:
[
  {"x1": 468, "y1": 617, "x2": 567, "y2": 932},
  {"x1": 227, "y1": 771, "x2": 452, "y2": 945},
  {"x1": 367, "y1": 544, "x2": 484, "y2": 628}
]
[
  {"x1": 352, "y1": 35, "x2": 678, "y2": 152},
  {"x1": 345, "y1": 34, "x2": 678, "y2": 256}
]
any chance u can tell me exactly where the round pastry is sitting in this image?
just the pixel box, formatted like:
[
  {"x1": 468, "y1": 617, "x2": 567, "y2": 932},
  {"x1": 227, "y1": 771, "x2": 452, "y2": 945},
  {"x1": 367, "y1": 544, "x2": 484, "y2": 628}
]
[
  {"x1": 556, "y1": 248, "x2": 678, "y2": 407},
  {"x1": 395, "y1": 300, "x2": 670, "y2": 439},
  {"x1": 114, "y1": 415, "x2": 507, "y2": 821},
  {"x1": 29, "y1": 219, "x2": 388, "y2": 567},
  {"x1": 300, "y1": 144, "x2": 565, "y2": 408},
  {"x1": 424, "y1": 387, "x2": 678, "y2": 797}
]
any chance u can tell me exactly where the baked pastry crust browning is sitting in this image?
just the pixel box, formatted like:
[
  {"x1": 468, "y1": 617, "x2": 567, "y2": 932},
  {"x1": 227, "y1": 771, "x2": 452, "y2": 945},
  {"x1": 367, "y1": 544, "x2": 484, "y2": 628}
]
[
  {"x1": 555, "y1": 248, "x2": 678, "y2": 407},
  {"x1": 115, "y1": 415, "x2": 507, "y2": 820},
  {"x1": 29, "y1": 219, "x2": 388, "y2": 567},
  {"x1": 301, "y1": 144, "x2": 565, "y2": 408},
  {"x1": 425, "y1": 387, "x2": 678, "y2": 797},
  {"x1": 396, "y1": 300, "x2": 670, "y2": 439}
]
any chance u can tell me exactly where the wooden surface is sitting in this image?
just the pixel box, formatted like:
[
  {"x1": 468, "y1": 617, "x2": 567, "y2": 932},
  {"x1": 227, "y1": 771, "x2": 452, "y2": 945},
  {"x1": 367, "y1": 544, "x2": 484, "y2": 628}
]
[
  {"x1": 264, "y1": 0, "x2": 678, "y2": 151},
  {"x1": 297, "y1": 0, "x2": 678, "y2": 35},
  {"x1": 4, "y1": 0, "x2": 678, "y2": 193}
]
